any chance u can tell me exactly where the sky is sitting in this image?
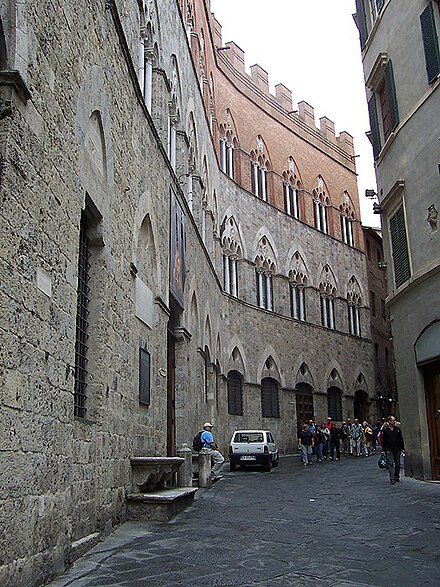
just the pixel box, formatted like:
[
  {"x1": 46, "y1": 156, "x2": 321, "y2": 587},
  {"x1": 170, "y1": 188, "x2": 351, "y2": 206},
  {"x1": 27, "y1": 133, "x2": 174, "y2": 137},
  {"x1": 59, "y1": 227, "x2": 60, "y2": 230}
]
[{"x1": 210, "y1": 0, "x2": 379, "y2": 227}]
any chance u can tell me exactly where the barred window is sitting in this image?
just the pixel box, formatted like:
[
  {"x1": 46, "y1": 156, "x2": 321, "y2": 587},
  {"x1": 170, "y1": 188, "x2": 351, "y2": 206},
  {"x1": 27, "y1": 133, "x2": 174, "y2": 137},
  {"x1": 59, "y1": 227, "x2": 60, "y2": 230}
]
[
  {"x1": 227, "y1": 370, "x2": 243, "y2": 416},
  {"x1": 74, "y1": 213, "x2": 91, "y2": 418},
  {"x1": 139, "y1": 348, "x2": 151, "y2": 405},
  {"x1": 327, "y1": 387, "x2": 343, "y2": 421},
  {"x1": 261, "y1": 377, "x2": 280, "y2": 418}
]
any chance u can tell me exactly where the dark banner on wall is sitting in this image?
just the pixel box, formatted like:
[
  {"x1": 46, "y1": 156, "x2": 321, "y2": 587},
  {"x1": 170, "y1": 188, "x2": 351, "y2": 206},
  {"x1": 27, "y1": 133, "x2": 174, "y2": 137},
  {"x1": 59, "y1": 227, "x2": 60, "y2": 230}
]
[{"x1": 170, "y1": 190, "x2": 186, "y2": 308}]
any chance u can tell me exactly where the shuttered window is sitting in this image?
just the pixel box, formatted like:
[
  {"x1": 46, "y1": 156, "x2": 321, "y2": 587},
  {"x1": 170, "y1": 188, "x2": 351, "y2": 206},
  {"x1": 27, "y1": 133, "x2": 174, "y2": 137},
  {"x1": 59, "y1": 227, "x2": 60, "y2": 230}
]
[
  {"x1": 355, "y1": 0, "x2": 368, "y2": 49},
  {"x1": 389, "y1": 205, "x2": 410, "y2": 287},
  {"x1": 227, "y1": 371, "x2": 243, "y2": 416},
  {"x1": 368, "y1": 59, "x2": 399, "y2": 158},
  {"x1": 261, "y1": 377, "x2": 280, "y2": 418},
  {"x1": 421, "y1": 2, "x2": 440, "y2": 84},
  {"x1": 385, "y1": 60, "x2": 399, "y2": 131},
  {"x1": 368, "y1": 95, "x2": 382, "y2": 159},
  {"x1": 379, "y1": 60, "x2": 399, "y2": 141}
]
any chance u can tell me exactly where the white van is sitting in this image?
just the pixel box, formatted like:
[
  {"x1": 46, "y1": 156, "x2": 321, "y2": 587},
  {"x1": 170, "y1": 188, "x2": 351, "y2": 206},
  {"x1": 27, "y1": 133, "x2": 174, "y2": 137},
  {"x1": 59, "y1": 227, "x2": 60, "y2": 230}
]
[{"x1": 228, "y1": 430, "x2": 279, "y2": 472}]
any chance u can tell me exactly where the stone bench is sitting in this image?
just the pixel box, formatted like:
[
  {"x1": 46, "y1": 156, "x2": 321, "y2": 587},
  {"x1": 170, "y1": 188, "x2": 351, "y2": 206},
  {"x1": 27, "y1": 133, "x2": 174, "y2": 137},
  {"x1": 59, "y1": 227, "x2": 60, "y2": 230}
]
[
  {"x1": 127, "y1": 455, "x2": 197, "y2": 521},
  {"x1": 130, "y1": 456, "x2": 185, "y2": 492}
]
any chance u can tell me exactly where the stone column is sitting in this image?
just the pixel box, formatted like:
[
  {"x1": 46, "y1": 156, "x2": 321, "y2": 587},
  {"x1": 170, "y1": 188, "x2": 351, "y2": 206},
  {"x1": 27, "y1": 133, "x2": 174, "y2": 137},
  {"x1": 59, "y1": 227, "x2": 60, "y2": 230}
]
[
  {"x1": 177, "y1": 444, "x2": 193, "y2": 487},
  {"x1": 198, "y1": 448, "x2": 212, "y2": 488}
]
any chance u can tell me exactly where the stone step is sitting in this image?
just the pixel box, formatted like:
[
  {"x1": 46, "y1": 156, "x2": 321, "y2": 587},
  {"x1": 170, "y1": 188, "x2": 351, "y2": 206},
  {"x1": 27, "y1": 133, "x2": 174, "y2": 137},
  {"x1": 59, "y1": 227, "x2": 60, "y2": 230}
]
[{"x1": 126, "y1": 487, "x2": 198, "y2": 521}]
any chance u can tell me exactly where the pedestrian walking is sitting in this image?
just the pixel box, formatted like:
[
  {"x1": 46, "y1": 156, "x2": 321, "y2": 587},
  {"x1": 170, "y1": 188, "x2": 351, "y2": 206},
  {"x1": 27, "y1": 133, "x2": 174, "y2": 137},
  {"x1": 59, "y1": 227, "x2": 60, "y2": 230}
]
[
  {"x1": 314, "y1": 424, "x2": 324, "y2": 462},
  {"x1": 381, "y1": 416, "x2": 405, "y2": 485},
  {"x1": 371, "y1": 421, "x2": 379, "y2": 451},
  {"x1": 298, "y1": 424, "x2": 314, "y2": 466},
  {"x1": 362, "y1": 421, "x2": 373, "y2": 456},
  {"x1": 308, "y1": 419, "x2": 317, "y2": 456},
  {"x1": 340, "y1": 421, "x2": 349, "y2": 454},
  {"x1": 350, "y1": 419, "x2": 363, "y2": 457},
  {"x1": 323, "y1": 418, "x2": 331, "y2": 459},
  {"x1": 200, "y1": 422, "x2": 225, "y2": 481},
  {"x1": 346, "y1": 417, "x2": 353, "y2": 455},
  {"x1": 330, "y1": 423, "x2": 341, "y2": 460}
]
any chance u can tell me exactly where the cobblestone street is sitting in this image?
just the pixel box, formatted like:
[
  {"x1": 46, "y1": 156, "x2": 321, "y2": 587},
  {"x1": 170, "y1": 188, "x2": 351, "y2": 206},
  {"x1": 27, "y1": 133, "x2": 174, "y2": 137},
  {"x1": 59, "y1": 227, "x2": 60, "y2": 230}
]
[{"x1": 47, "y1": 454, "x2": 440, "y2": 587}]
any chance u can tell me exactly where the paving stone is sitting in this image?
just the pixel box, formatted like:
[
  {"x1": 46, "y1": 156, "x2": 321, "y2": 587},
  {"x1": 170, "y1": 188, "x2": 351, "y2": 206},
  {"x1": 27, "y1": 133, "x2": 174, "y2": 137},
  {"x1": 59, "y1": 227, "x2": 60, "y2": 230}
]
[{"x1": 47, "y1": 455, "x2": 440, "y2": 586}]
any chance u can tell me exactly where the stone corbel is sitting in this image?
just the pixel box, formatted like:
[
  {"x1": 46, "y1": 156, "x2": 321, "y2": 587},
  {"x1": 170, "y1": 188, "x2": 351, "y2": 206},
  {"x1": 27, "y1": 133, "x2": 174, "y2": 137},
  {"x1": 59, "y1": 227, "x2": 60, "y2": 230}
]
[
  {"x1": 173, "y1": 326, "x2": 192, "y2": 342},
  {"x1": 144, "y1": 46, "x2": 156, "y2": 63},
  {"x1": 0, "y1": 70, "x2": 31, "y2": 118}
]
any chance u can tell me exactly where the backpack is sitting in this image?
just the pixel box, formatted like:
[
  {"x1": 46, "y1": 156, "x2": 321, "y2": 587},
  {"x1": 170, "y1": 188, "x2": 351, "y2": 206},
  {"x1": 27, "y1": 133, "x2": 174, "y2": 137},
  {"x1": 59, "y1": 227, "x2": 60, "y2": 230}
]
[
  {"x1": 365, "y1": 427, "x2": 373, "y2": 440},
  {"x1": 192, "y1": 431, "x2": 203, "y2": 452}
]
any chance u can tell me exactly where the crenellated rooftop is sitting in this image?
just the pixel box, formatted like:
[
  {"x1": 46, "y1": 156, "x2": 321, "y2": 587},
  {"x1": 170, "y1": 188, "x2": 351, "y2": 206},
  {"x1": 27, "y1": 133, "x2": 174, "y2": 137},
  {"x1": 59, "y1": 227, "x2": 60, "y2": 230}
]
[{"x1": 210, "y1": 13, "x2": 354, "y2": 157}]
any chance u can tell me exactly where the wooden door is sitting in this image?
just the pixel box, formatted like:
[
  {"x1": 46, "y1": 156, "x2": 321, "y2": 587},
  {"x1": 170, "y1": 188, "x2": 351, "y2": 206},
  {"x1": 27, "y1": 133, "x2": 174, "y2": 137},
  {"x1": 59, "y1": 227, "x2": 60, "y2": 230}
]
[
  {"x1": 167, "y1": 330, "x2": 176, "y2": 456},
  {"x1": 295, "y1": 392, "x2": 314, "y2": 434},
  {"x1": 425, "y1": 363, "x2": 440, "y2": 480}
]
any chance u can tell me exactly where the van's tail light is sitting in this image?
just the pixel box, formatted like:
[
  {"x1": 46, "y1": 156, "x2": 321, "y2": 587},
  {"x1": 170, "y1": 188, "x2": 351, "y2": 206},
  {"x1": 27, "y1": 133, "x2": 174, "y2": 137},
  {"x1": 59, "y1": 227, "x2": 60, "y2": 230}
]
[
  {"x1": 264, "y1": 446, "x2": 269, "y2": 453},
  {"x1": 229, "y1": 445, "x2": 233, "y2": 454}
]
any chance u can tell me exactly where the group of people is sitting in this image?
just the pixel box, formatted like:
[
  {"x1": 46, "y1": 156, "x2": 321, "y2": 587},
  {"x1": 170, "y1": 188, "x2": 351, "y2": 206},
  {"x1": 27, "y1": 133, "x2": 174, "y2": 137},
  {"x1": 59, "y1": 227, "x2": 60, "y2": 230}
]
[
  {"x1": 298, "y1": 415, "x2": 405, "y2": 484},
  {"x1": 198, "y1": 415, "x2": 405, "y2": 486}
]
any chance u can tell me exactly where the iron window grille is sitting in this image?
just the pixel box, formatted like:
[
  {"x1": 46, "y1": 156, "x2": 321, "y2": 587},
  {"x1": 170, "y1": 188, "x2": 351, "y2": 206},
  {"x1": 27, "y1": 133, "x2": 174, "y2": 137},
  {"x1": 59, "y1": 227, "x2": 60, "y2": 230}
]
[
  {"x1": 74, "y1": 216, "x2": 91, "y2": 418},
  {"x1": 227, "y1": 371, "x2": 243, "y2": 416},
  {"x1": 139, "y1": 348, "x2": 151, "y2": 405},
  {"x1": 327, "y1": 387, "x2": 343, "y2": 421},
  {"x1": 261, "y1": 377, "x2": 280, "y2": 418}
]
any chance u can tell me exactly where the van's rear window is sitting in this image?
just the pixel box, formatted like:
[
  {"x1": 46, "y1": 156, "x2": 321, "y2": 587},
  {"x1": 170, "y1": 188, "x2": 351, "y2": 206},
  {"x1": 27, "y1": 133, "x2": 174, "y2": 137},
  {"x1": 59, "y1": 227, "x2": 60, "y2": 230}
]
[{"x1": 234, "y1": 433, "x2": 264, "y2": 443}]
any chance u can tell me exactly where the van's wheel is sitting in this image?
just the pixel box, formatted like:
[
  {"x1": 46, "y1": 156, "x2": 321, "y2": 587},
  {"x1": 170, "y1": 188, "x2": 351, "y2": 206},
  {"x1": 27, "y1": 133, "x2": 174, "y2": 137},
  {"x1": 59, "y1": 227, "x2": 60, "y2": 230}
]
[
  {"x1": 264, "y1": 459, "x2": 272, "y2": 472},
  {"x1": 230, "y1": 462, "x2": 236, "y2": 471}
]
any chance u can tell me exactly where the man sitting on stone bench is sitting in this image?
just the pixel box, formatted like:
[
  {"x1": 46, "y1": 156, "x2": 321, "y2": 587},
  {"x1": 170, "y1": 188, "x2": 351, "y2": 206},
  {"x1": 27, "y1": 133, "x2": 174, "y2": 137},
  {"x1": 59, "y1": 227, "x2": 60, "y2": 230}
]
[{"x1": 201, "y1": 422, "x2": 224, "y2": 481}]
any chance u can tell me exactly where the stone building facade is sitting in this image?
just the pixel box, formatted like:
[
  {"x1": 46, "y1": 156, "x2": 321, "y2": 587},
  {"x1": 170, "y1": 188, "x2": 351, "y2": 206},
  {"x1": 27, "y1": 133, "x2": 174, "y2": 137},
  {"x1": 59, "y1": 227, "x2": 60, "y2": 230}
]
[
  {"x1": 362, "y1": 226, "x2": 397, "y2": 419},
  {"x1": 355, "y1": 0, "x2": 440, "y2": 480},
  {"x1": 1, "y1": 1, "x2": 374, "y2": 585}
]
